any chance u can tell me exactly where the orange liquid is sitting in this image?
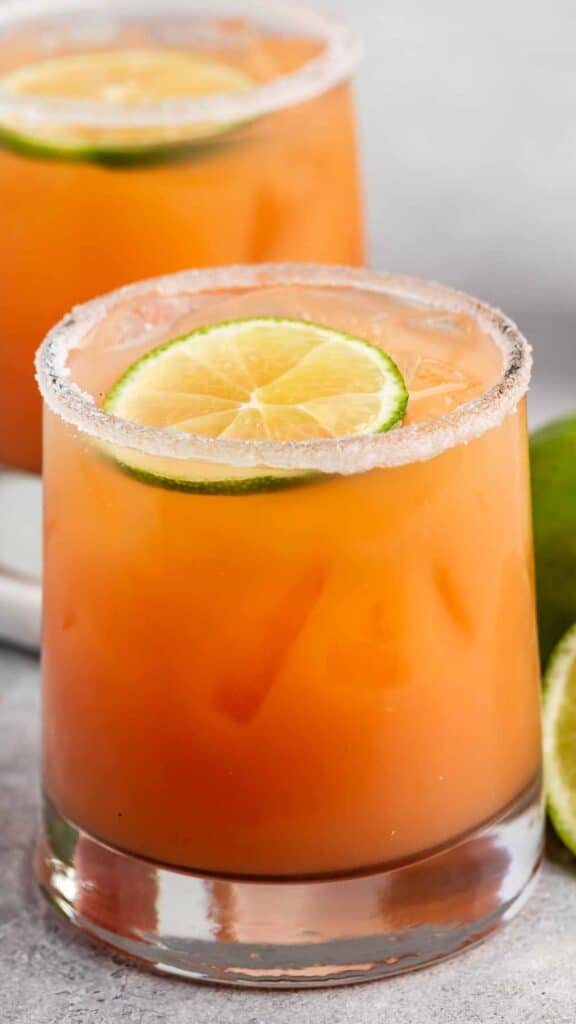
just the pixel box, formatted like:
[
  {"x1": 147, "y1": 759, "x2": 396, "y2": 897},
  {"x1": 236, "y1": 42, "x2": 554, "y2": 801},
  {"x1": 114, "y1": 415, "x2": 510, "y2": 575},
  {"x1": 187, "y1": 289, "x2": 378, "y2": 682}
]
[
  {"x1": 42, "y1": 284, "x2": 542, "y2": 878},
  {"x1": 0, "y1": 37, "x2": 362, "y2": 472}
]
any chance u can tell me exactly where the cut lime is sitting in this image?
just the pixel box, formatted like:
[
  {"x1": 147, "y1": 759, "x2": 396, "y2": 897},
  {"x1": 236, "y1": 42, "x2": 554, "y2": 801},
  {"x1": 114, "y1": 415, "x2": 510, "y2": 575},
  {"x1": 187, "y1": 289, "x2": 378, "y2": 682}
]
[
  {"x1": 543, "y1": 622, "x2": 576, "y2": 854},
  {"x1": 530, "y1": 416, "x2": 576, "y2": 667},
  {"x1": 103, "y1": 317, "x2": 409, "y2": 494},
  {"x1": 0, "y1": 49, "x2": 255, "y2": 165}
]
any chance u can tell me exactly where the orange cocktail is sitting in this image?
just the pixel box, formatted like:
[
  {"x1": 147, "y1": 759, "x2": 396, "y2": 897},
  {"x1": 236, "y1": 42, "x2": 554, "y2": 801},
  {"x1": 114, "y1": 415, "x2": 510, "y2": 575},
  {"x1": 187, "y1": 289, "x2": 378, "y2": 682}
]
[
  {"x1": 36, "y1": 265, "x2": 543, "y2": 985},
  {"x1": 0, "y1": 1, "x2": 362, "y2": 472}
]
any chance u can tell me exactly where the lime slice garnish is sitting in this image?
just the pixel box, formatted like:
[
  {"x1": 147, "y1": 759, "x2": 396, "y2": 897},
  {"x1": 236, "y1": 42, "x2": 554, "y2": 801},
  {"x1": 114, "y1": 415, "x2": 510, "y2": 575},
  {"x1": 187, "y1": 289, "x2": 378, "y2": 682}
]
[
  {"x1": 543, "y1": 621, "x2": 576, "y2": 854},
  {"x1": 0, "y1": 49, "x2": 255, "y2": 164},
  {"x1": 103, "y1": 317, "x2": 409, "y2": 494}
]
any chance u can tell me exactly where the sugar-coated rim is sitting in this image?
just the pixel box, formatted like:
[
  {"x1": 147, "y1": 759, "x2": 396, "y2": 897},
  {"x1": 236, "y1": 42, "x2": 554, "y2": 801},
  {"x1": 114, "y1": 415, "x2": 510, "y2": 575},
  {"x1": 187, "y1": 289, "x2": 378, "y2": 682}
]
[
  {"x1": 35, "y1": 264, "x2": 532, "y2": 474},
  {"x1": 0, "y1": 0, "x2": 359, "y2": 127}
]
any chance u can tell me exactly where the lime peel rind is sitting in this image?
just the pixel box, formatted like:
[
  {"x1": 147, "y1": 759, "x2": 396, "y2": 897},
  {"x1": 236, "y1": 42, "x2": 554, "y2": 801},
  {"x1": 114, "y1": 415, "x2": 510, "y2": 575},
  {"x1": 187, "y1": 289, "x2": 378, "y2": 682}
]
[
  {"x1": 0, "y1": 121, "x2": 238, "y2": 166},
  {"x1": 107, "y1": 456, "x2": 322, "y2": 496}
]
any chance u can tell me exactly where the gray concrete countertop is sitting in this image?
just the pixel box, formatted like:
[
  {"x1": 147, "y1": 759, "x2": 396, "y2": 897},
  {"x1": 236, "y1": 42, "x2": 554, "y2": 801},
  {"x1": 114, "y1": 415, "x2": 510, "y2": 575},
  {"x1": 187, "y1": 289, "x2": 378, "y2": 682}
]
[{"x1": 1, "y1": 649, "x2": 576, "y2": 1024}]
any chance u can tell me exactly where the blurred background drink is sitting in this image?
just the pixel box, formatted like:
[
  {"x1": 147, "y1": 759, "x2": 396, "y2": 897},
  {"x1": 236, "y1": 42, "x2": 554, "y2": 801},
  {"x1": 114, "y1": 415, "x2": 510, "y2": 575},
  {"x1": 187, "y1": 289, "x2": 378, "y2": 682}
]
[
  {"x1": 0, "y1": 0, "x2": 361, "y2": 648},
  {"x1": 0, "y1": 0, "x2": 362, "y2": 474},
  {"x1": 36, "y1": 264, "x2": 542, "y2": 985}
]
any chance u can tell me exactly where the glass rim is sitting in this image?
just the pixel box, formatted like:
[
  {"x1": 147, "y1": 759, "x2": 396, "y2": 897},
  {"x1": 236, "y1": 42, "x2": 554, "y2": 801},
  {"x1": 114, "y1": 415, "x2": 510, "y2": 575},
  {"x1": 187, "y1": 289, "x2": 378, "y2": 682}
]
[
  {"x1": 0, "y1": 0, "x2": 360, "y2": 127},
  {"x1": 35, "y1": 263, "x2": 532, "y2": 475}
]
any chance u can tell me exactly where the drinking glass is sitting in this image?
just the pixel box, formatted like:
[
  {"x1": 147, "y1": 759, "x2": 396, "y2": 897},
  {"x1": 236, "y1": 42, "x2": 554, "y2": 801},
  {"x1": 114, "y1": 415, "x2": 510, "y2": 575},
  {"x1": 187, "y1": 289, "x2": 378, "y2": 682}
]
[
  {"x1": 0, "y1": 0, "x2": 362, "y2": 645},
  {"x1": 35, "y1": 264, "x2": 543, "y2": 986}
]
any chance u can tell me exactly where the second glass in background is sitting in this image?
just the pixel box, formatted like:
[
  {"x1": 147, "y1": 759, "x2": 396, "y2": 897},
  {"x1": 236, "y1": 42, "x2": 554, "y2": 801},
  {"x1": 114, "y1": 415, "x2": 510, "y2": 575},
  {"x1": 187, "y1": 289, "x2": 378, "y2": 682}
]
[{"x1": 0, "y1": 0, "x2": 362, "y2": 473}]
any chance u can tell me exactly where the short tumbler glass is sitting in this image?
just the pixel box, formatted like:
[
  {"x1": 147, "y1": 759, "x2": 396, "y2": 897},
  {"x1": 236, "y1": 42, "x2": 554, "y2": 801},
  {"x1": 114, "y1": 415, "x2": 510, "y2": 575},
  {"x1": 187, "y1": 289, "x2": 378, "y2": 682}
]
[{"x1": 35, "y1": 264, "x2": 543, "y2": 987}]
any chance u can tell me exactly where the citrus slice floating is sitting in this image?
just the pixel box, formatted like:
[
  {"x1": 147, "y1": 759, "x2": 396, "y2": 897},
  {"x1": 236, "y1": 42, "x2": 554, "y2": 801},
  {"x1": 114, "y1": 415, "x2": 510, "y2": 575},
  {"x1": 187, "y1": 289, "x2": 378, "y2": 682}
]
[
  {"x1": 103, "y1": 317, "x2": 409, "y2": 494},
  {"x1": 543, "y1": 621, "x2": 576, "y2": 855},
  {"x1": 0, "y1": 49, "x2": 255, "y2": 164}
]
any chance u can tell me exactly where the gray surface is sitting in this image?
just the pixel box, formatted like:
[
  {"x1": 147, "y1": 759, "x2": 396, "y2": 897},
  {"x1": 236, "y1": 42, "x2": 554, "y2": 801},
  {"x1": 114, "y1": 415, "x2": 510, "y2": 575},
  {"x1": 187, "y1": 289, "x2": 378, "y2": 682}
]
[
  {"x1": 1, "y1": 652, "x2": 575, "y2": 1023},
  {"x1": 2, "y1": 1, "x2": 576, "y2": 1021}
]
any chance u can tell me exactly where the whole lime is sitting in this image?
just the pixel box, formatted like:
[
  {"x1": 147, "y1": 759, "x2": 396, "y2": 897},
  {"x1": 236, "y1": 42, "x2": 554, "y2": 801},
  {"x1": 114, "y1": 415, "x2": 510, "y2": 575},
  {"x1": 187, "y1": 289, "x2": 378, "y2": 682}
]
[{"x1": 530, "y1": 416, "x2": 576, "y2": 667}]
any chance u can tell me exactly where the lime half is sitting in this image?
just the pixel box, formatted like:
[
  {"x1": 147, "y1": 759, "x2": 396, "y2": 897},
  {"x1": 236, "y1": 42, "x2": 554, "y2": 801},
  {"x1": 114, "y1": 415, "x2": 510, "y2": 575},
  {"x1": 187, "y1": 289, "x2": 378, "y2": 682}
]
[
  {"x1": 103, "y1": 317, "x2": 409, "y2": 494},
  {"x1": 0, "y1": 49, "x2": 255, "y2": 165},
  {"x1": 543, "y1": 622, "x2": 576, "y2": 854},
  {"x1": 530, "y1": 415, "x2": 576, "y2": 667}
]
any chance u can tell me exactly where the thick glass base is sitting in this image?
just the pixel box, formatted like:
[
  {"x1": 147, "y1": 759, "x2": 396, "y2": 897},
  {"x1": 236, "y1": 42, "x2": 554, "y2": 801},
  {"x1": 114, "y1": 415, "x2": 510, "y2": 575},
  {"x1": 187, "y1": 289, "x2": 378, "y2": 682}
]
[{"x1": 37, "y1": 781, "x2": 543, "y2": 988}]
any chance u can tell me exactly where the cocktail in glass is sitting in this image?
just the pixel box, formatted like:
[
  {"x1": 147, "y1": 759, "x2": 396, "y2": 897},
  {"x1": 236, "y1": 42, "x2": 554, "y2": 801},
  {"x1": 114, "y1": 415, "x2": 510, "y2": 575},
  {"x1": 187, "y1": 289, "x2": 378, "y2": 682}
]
[
  {"x1": 36, "y1": 264, "x2": 543, "y2": 986},
  {"x1": 0, "y1": 0, "x2": 362, "y2": 473}
]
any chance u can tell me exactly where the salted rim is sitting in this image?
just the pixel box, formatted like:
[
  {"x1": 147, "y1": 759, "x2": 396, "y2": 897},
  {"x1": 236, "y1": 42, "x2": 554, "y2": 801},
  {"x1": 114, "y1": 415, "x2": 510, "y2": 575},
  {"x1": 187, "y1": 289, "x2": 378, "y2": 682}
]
[
  {"x1": 35, "y1": 263, "x2": 532, "y2": 475},
  {"x1": 0, "y1": 0, "x2": 359, "y2": 127}
]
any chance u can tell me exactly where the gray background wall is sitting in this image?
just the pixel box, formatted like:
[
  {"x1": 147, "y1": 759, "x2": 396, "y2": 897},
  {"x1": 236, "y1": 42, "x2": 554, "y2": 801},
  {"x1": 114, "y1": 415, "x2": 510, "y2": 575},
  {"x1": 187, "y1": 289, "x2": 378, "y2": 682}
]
[{"x1": 324, "y1": 0, "x2": 576, "y2": 426}]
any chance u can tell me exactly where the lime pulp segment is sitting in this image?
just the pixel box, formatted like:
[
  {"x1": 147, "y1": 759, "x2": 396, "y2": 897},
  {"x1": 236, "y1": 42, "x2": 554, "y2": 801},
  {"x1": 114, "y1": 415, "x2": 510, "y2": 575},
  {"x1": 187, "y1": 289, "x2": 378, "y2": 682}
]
[
  {"x1": 102, "y1": 316, "x2": 409, "y2": 494},
  {"x1": 0, "y1": 49, "x2": 255, "y2": 163}
]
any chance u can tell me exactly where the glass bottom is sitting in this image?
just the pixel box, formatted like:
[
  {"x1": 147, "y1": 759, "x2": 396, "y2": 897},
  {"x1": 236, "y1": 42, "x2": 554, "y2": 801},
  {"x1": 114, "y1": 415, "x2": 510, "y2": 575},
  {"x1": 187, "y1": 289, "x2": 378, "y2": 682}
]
[{"x1": 37, "y1": 780, "x2": 543, "y2": 988}]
